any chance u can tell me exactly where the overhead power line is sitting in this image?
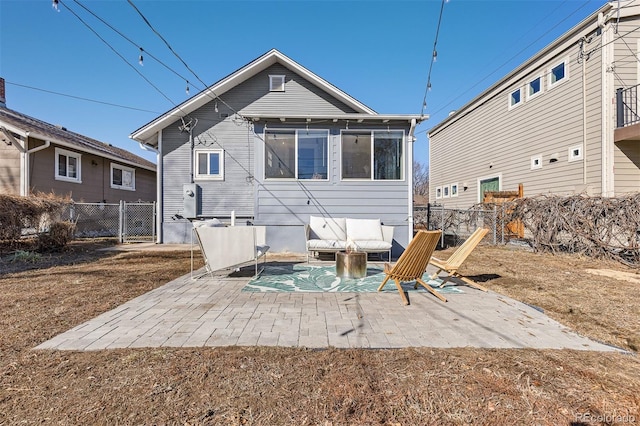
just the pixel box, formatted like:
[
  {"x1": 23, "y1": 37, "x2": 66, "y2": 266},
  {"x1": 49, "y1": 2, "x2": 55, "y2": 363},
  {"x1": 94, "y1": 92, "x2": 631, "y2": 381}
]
[
  {"x1": 6, "y1": 81, "x2": 160, "y2": 114},
  {"x1": 58, "y1": 0, "x2": 179, "y2": 108}
]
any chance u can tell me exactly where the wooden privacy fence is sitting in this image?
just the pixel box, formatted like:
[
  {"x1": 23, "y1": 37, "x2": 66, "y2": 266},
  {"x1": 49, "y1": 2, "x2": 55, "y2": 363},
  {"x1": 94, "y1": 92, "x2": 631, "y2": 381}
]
[{"x1": 483, "y1": 183, "x2": 524, "y2": 239}]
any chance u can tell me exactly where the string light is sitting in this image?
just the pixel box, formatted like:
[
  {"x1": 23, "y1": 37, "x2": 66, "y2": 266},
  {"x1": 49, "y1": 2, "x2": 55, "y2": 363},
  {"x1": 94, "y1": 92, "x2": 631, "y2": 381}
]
[
  {"x1": 138, "y1": 47, "x2": 144, "y2": 66},
  {"x1": 52, "y1": 0, "x2": 60, "y2": 11},
  {"x1": 186, "y1": 81, "x2": 190, "y2": 95},
  {"x1": 420, "y1": 0, "x2": 446, "y2": 118}
]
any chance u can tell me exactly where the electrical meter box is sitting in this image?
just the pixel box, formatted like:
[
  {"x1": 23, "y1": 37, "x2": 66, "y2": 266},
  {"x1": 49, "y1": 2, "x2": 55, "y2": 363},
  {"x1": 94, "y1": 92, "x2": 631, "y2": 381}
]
[{"x1": 183, "y1": 183, "x2": 200, "y2": 219}]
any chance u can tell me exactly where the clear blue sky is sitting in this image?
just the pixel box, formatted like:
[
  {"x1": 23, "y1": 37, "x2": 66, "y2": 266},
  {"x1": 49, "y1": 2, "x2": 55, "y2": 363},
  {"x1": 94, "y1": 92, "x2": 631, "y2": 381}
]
[{"x1": 1, "y1": 0, "x2": 606, "y2": 164}]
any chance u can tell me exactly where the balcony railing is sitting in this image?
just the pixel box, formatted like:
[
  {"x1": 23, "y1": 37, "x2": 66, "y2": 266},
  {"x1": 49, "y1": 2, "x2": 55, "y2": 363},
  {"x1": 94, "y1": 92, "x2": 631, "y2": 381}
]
[{"x1": 616, "y1": 85, "x2": 640, "y2": 128}]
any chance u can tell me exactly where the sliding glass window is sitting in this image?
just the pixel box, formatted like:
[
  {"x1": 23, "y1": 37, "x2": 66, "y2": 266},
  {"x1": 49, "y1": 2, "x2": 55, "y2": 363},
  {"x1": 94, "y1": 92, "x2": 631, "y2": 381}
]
[
  {"x1": 265, "y1": 129, "x2": 328, "y2": 179},
  {"x1": 341, "y1": 130, "x2": 404, "y2": 180}
]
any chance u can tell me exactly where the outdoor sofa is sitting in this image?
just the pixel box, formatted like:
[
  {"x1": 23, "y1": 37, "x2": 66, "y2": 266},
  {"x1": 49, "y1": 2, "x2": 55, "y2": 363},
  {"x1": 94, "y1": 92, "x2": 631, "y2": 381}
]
[{"x1": 305, "y1": 215, "x2": 394, "y2": 261}]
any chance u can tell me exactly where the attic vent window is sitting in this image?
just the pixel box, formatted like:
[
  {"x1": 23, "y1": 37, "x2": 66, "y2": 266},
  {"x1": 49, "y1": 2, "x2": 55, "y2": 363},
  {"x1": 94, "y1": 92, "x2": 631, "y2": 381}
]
[{"x1": 269, "y1": 75, "x2": 285, "y2": 92}]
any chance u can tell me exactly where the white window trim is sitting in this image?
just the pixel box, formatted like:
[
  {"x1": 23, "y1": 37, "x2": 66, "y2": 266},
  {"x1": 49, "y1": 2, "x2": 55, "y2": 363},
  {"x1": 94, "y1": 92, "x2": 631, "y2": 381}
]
[
  {"x1": 526, "y1": 75, "x2": 543, "y2": 101},
  {"x1": 451, "y1": 182, "x2": 459, "y2": 197},
  {"x1": 508, "y1": 87, "x2": 523, "y2": 110},
  {"x1": 194, "y1": 149, "x2": 225, "y2": 180},
  {"x1": 54, "y1": 147, "x2": 82, "y2": 183},
  {"x1": 548, "y1": 58, "x2": 569, "y2": 89},
  {"x1": 435, "y1": 186, "x2": 442, "y2": 199},
  {"x1": 531, "y1": 154, "x2": 543, "y2": 170},
  {"x1": 269, "y1": 75, "x2": 285, "y2": 92},
  {"x1": 339, "y1": 129, "x2": 405, "y2": 182},
  {"x1": 568, "y1": 144, "x2": 583, "y2": 162},
  {"x1": 477, "y1": 173, "x2": 502, "y2": 203},
  {"x1": 110, "y1": 163, "x2": 136, "y2": 191}
]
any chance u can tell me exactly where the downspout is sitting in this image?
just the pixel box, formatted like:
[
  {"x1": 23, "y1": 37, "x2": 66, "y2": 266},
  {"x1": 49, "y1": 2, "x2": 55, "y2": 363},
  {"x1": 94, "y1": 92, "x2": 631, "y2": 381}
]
[
  {"x1": 139, "y1": 136, "x2": 162, "y2": 244},
  {"x1": 407, "y1": 118, "x2": 417, "y2": 241},
  {"x1": 601, "y1": 15, "x2": 616, "y2": 196},
  {"x1": 582, "y1": 43, "x2": 588, "y2": 187}
]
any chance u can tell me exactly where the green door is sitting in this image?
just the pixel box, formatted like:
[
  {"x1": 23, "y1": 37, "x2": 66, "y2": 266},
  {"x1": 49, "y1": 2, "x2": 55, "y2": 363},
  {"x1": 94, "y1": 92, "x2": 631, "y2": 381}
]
[{"x1": 480, "y1": 177, "x2": 500, "y2": 201}]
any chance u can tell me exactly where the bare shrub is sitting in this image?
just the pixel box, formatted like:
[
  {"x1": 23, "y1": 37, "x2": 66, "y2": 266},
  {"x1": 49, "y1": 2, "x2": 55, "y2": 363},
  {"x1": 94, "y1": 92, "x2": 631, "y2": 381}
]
[
  {"x1": 37, "y1": 221, "x2": 76, "y2": 251},
  {"x1": 505, "y1": 193, "x2": 640, "y2": 266},
  {"x1": 0, "y1": 193, "x2": 71, "y2": 247}
]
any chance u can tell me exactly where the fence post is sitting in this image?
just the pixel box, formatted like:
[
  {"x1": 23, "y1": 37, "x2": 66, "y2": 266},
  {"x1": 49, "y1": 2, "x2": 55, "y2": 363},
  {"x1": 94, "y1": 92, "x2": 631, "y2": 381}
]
[
  {"x1": 493, "y1": 205, "x2": 497, "y2": 245},
  {"x1": 152, "y1": 201, "x2": 157, "y2": 243},
  {"x1": 119, "y1": 200, "x2": 125, "y2": 243},
  {"x1": 440, "y1": 206, "x2": 445, "y2": 247},
  {"x1": 500, "y1": 204, "x2": 505, "y2": 245}
]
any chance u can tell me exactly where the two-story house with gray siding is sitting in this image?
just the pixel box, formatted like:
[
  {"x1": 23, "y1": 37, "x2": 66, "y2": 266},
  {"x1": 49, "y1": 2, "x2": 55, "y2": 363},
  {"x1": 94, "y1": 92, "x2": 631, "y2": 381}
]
[
  {"x1": 428, "y1": 2, "x2": 640, "y2": 208},
  {"x1": 0, "y1": 78, "x2": 156, "y2": 203},
  {"x1": 130, "y1": 49, "x2": 425, "y2": 254}
]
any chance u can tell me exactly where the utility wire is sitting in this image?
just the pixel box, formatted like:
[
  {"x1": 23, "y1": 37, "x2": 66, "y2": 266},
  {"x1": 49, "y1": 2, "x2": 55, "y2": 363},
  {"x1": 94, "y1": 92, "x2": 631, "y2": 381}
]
[
  {"x1": 420, "y1": 0, "x2": 446, "y2": 119},
  {"x1": 126, "y1": 0, "x2": 244, "y2": 119},
  {"x1": 58, "y1": 0, "x2": 178, "y2": 108},
  {"x1": 419, "y1": 0, "x2": 595, "y2": 131},
  {"x1": 71, "y1": 0, "x2": 199, "y2": 90},
  {"x1": 6, "y1": 81, "x2": 160, "y2": 114}
]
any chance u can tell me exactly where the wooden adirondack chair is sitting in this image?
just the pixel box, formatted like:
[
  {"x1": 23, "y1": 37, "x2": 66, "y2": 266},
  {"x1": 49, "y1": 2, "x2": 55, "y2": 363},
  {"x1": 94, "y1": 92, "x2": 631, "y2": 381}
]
[
  {"x1": 424, "y1": 227, "x2": 489, "y2": 292},
  {"x1": 377, "y1": 230, "x2": 444, "y2": 305}
]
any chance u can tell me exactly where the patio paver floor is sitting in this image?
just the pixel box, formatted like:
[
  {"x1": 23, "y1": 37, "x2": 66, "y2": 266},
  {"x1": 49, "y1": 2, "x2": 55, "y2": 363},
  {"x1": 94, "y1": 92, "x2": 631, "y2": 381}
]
[{"x1": 35, "y1": 262, "x2": 620, "y2": 352}]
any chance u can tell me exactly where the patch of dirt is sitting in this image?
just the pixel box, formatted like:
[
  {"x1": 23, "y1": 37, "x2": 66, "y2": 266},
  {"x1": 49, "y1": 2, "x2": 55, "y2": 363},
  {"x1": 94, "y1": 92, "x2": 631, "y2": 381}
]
[
  {"x1": 585, "y1": 268, "x2": 640, "y2": 285},
  {"x1": 1, "y1": 240, "x2": 639, "y2": 425}
]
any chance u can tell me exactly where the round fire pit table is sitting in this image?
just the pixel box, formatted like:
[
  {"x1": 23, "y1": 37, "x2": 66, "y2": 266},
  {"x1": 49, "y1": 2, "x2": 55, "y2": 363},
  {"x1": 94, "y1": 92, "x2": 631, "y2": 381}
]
[{"x1": 335, "y1": 251, "x2": 367, "y2": 279}]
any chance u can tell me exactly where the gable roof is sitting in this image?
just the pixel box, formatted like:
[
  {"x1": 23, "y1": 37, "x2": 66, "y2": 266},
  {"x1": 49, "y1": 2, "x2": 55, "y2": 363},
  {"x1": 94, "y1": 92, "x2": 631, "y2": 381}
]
[
  {"x1": 130, "y1": 49, "x2": 425, "y2": 144},
  {"x1": 0, "y1": 106, "x2": 156, "y2": 171}
]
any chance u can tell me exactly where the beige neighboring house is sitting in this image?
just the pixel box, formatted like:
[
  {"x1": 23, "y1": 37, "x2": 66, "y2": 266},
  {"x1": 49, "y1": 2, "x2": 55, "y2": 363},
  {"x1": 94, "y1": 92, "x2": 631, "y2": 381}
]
[
  {"x1": 0, "y1": 78, "x2": 156, "y2": 202},
  {"x1": 428, "y1": 1, "x2": 640, "y2": 207}
]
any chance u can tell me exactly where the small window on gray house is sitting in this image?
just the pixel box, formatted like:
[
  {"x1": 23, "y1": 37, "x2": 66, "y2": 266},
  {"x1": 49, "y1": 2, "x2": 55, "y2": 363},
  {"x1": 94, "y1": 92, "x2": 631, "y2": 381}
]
[
  {"x1": 549, "y1": 60, "x2": 567, "y2": 88},
  {"x1": 269, "y1": 75, "x2": 285, "y2": 92},
  {"x1": 527, "y1": 76, "x2": 542, "y2": 99},
  {"x1": 531, "y1": 154, "x2": 542, "y2": 170},
  {"x1": 509, "y1": 88, "x2": 522, "y2": 109},
  {"x1": 195, "y1": 149, "x2": 224, "y2": 180},
  {"x1": 435, "y1": 186, "x2": 442, "y2": 199},
  {"x1": 451, "y1": 183, "x2": 458, "y2": 197},
  {"x1": 568, "y1": 145, "x2": 583, "y2": 162}
]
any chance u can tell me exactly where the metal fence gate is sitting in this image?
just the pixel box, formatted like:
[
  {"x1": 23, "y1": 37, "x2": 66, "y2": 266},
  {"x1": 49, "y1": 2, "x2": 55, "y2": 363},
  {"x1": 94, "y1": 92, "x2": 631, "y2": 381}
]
[{"x1": 65, "y1": 201, "x2": 156, "y2": 243}]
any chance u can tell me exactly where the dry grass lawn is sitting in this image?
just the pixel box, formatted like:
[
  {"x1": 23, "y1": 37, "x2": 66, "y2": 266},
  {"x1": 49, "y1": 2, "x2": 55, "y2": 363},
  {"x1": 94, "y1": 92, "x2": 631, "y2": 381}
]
[{"x1": 0, "y1": 240, "x2": 639, "y2": 425}]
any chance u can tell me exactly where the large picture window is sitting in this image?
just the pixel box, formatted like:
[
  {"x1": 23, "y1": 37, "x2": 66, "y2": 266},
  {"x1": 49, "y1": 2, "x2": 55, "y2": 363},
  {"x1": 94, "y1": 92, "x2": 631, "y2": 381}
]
[
  {"x1": 265, "y1": 130, "x2": 328, "y2": 180},
  {"x1": 111, "y1": 163, "x2": 135, "y2": 190},
  {"x1": 341, "y1": 130, "x2": 403, "y2": 180},
  {"x1": 195, "y1": 149, "x2": 224, "y2": 180},
  {"x1": 55, "y1": 147, "x2": 81, "y2": 183}
]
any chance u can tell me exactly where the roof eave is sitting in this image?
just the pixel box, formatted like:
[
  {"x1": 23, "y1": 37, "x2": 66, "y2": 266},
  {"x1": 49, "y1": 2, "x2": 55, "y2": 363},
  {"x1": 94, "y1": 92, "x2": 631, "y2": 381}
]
[{"x1": 4, "y1": 123, "x2": 156, "y2": 172}]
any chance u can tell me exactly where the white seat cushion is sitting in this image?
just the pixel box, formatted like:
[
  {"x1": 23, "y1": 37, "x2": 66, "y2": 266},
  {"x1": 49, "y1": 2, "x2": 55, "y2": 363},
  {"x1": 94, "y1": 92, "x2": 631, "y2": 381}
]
[
  {"x1": 353, "y1": 240, "x2": 392, "y2": 251},
  {"x1": 309, "y1": 216, "x2": 347, "y2": 241},
  {"x1": 346, "y1": 218, "x2": 383, "y2": 241},
  {"x1": 307, "y1": 239, "x2": 346, "y2": 251}
]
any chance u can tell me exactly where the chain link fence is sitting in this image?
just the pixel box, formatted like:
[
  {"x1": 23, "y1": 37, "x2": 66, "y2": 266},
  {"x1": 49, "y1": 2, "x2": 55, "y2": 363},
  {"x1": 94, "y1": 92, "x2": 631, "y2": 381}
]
[
  {"x1": 64, "y1": 201, "x2": 156, "y2": 242},
  {"x1": 414, "y1": 204, "x2": 519, "y2": 248}
]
